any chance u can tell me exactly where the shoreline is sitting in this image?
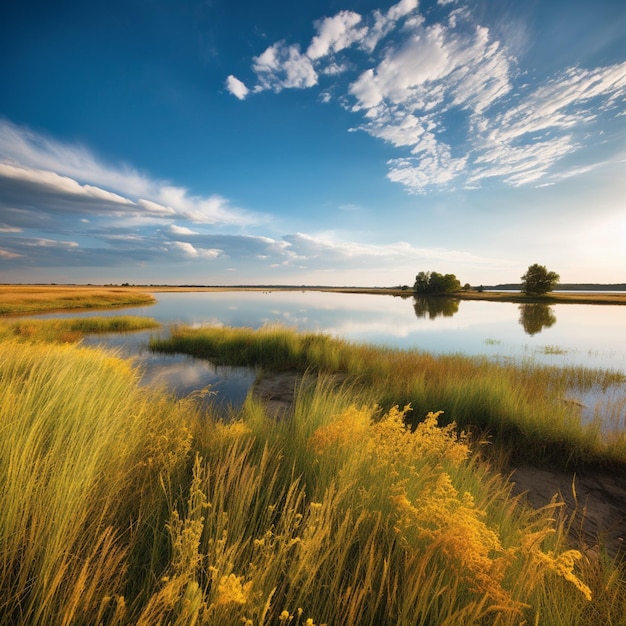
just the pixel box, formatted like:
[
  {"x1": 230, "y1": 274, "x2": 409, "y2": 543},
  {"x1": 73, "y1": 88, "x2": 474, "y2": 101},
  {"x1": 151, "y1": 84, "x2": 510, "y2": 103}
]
[
  {"x1": 2, "y1": 283, "x2": 626, "y2": 307},
  {"x1": 121, "y1": 284, "x2": 626, "y2": 306},
  {"x1": 127, "y1": 284, "x2": 626, "y2": 305}
]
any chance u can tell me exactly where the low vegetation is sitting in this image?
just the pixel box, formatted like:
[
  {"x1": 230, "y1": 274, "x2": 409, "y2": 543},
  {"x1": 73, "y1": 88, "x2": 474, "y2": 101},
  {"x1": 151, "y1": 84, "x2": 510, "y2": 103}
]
[
  {"x1": 2, "y1": 326, "x2": 626, "y2": 625},
  {"x1": 151, "y1": 324, "x2": 626, "y2": 469},
  {"x1": 0, "y1": 285, "x2": 155, "y2": 314},
  {"x1": 0, "y1": 315, "x2": 160, "y2": 343}
]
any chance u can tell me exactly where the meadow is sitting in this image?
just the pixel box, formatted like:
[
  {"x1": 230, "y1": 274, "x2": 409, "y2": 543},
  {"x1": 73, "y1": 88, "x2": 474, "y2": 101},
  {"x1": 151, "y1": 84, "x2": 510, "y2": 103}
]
[
  {"x1": 0, "y1": 285, "x2": 155, "y2": 315},
  {"x1": 1, "y1": 312, "x2": 626, "y2": 625}
]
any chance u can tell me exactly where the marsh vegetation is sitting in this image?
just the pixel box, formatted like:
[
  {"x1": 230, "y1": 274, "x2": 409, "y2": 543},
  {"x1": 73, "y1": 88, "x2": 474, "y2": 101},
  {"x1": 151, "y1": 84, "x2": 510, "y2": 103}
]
[
  {"x1": 1, "y1": 312, "x2": 626, "y2": 625},
  {"x1": 0, "y1": 285, "x2": 155, "y2": 315},
  {"x1": 2, "y1": 285, "x2": 626, "y2": 625},
  {"x1": 151, "y1": 325, "x2": 626, "y2": 469}
]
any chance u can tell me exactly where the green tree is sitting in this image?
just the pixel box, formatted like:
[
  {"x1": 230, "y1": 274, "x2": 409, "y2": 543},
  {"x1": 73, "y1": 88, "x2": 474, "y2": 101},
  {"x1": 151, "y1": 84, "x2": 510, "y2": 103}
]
[
  {"x1": 520, "y1": 264, "x2": 560, "y2": 295},
  {"x1": 413, "y1": 271, "x2": 461, "y2": 295}
]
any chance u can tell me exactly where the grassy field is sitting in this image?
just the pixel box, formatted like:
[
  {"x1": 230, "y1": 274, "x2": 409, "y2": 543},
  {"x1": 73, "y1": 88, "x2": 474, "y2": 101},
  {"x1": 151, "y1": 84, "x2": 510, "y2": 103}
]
[
  {"x1": 2, "y1": 323, "x2": 626, "y2": 625},
  {"x1": 2, "y1": 288, "x2": 626, "y2": 624},
  {"x1": 0, "y1": 285, "x2": 155, "y2": 314},
  {"x1": 0, "y1": 315, "x2": 160, "y2": 343}
]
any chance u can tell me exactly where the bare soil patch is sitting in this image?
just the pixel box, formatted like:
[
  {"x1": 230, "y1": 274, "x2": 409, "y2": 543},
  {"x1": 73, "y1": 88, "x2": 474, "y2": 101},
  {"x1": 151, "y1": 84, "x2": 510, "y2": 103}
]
[{"x1": 509, "y1": 465, "x2": 626, "y2": 558}]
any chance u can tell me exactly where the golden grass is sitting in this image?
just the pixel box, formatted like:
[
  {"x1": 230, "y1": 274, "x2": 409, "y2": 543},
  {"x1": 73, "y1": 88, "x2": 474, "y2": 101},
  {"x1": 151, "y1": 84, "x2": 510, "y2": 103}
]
[
  {"x1": 0, "y1": 315, "x2": 160, "y2": 343},
  {"x1": 151, "y1": 324, "x2": 626, "y2": 469},
  {"x1": 1, "y1": 334, "x2": 625, "y2": 625},
  {"x1": 0, "y1": 285, "x2": 155, "y2": 314}
]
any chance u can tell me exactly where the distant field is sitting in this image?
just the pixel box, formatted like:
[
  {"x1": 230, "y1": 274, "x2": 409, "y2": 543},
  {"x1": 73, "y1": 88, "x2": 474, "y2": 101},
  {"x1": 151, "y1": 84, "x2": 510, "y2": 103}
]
[{"x1": 0, "y1": 285, "x2": 155, "y2": 315}]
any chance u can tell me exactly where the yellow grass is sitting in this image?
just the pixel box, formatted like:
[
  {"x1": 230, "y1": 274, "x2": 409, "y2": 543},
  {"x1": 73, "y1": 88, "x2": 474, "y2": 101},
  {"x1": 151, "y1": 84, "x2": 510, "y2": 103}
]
[
  {"x1": 0, "y1": 285, "x2": 155, "y2": 314},
  {"x1": 2, "y1": 304, "x2": 625, "y2": 624}
]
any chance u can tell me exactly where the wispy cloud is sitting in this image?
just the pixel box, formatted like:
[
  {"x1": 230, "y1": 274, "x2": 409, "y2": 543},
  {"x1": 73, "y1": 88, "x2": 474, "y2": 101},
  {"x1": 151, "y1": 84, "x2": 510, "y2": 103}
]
[
  {"x1": 226, "y1": 0, "x2": 626, "y2": 193},
  {"x1": 0, "y1": 119, "x2": 258, "y2": 226}
]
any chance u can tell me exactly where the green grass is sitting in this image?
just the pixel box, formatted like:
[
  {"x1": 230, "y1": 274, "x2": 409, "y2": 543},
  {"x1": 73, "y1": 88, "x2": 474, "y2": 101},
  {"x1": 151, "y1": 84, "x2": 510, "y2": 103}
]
[
  {"x1": 151, "y1": 324, "x2": 626, "y2": 469},
  {"x1": 1, "y1": 336, "x2": 625, "y2": 625}
]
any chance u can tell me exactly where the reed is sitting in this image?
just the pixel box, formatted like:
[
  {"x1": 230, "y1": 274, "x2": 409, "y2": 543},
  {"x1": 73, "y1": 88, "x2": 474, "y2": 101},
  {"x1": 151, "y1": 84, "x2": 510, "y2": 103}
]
[
  {"x1": 151, "y1": 324, "x2": 626, "y2": 468},
  {"x1": 134, "y1": 383, "x2": 626, "y2": 625}
]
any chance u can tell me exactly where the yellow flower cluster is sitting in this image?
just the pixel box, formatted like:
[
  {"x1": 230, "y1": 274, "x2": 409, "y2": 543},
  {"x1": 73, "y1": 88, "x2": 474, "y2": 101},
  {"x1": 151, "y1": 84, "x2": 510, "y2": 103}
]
[
  {"x1": 215, "y1": 573, "x2": 251, "y2": 605},
  {"x1": 532, "y1": 548, "x2": 592, "y2": 601},
  {"x1": 368, "y1": 407, "x2": 470, "y2": 469},
  {"x1": 306, "y1": 404, "x2": 369, "y2": 457},
  {"x1": 391, "y1": 473, "x2": 514, "y2": 606}
]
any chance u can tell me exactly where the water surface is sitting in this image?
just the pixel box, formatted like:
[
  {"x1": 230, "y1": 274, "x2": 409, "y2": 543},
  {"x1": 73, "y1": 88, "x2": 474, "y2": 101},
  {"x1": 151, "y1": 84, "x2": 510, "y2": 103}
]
[{"x1": 34, "y1": 290, "x2": 626, "y2": 421}]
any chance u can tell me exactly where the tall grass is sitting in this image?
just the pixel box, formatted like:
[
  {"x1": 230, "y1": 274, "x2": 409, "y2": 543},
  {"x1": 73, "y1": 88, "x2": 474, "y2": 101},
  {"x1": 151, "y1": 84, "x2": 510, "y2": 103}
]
[
  {"x1": 151, "y1": 324, "x2": 626, "y2": 468},
  {"x1": 0, "y1": 316, "x2": 159, "y2": 343},
  {"x1": 2, "y1": 331, "x2": 626, "y2": 624},
  {"x1": 0, "y1": 340, "x2": 192, "y2": 625}
]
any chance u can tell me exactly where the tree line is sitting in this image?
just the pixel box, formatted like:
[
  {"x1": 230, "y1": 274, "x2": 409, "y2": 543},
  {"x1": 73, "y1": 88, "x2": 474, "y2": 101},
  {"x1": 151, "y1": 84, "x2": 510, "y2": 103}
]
[{"x1": 414, "y1": 264, "x2": 560, "y2": 296}]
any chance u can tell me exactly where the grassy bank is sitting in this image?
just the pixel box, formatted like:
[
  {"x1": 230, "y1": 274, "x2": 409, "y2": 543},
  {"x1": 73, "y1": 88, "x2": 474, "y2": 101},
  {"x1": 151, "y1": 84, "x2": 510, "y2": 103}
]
[
  {"x1": 0, "y1": 315, "x2": 160, "y2": 343},
  {"x1": 0, "y1": 285, "x2": 155, "y2": 314},
  {"x1": 2, "y1": 329, "x2": 625, "y2": 625},
  {"x1": 151, "y1": 325, "x2": 626, "y2": 470}
]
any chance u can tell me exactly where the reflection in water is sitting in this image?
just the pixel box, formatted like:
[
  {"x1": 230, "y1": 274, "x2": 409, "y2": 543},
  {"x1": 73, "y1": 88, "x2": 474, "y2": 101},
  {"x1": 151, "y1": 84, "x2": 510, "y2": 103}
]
[
  {"x1": 413, "y1": 296, "x2": 460, "y2": 320},
  {"x1": 518, "y1": 303, "x2": 557, "y2": 336}
]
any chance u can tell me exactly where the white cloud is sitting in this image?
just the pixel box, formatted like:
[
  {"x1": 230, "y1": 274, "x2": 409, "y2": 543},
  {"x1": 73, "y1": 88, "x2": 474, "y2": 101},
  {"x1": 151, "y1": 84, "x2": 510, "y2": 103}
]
[
  {"x1": 225, "y1": 75, "x2": 249, "y2": 100},
  {"x1": 169, "y1": 224, "x2": 199, "y2": 235},
  {"x1": 0, "y1": 162, "x2": 134, "y2": 206},
  {"x1": 171, "y1": 241, "x2": 221, "y2": 259},
  {"x1": 252, "y1": 43, "x2": 318, "y2": 92},
  {"x1": 226, "y1": 1, "x2": 625, "y2": 194},
  {"x1": 307, "y1": 11, "x2": 365, "y2": 60},
  {"x1": 233, "y1": 0, "x2": 419, "y2": 97},
  {"x1": 280, "y1": 232, "x2": 502, "y2": 270},
  {"x1": 0, "y1": 248, "x2": 22, "y2": 259},
  {"x1": 0, "y1": 119, "x2": 260, "y2": 227}
]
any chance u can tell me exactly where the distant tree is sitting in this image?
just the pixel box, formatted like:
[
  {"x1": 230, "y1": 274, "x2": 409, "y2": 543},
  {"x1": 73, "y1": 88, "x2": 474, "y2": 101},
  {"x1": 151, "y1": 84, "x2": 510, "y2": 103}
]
[
  {"x1": 414, "y1": 271, "x2": 431, "y2": 294},
  {"x1": 414, "y1": 271, "x2": 461, "y2": 295},
  {"x1": 521, "y1": 264, "x2": 560, "y2": 295}
]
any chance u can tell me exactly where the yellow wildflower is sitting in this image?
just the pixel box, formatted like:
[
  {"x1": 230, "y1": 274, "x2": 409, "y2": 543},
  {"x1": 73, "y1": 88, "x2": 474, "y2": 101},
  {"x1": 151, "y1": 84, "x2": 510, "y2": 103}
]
[
  {"x1": 215, "y1": 573, "x2": 251, "y2": 605},
  {"x1": 533, "y1": 549, "x2": 592, "y2": 601}
]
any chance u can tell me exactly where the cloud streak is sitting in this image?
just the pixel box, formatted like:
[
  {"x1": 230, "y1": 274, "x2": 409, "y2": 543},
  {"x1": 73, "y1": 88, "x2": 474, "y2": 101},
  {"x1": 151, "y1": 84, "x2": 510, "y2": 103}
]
[
  {"x1": 0, "y1": 120, "x2": 258, "y2": 226},
  {"x1": 226, "y1": 0, "x2": 626, "y2": 193},
  {"x1": 0, "y1": 118, "x2": 509, "y2": 279}
]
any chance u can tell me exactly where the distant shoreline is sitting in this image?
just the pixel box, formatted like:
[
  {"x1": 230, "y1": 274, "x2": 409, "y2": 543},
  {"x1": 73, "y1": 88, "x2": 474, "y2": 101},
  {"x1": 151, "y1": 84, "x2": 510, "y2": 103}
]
[
  {"x1": 135, "y1": 284, "x2": 626, "y2": 305},
  {"x1": 2, "y1": 283, "x2": 626, "y2": 308}
]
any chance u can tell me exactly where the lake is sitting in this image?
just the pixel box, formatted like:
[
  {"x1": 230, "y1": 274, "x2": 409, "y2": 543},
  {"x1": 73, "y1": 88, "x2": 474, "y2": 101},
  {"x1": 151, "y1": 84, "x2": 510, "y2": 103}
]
[{"x1": 34, "y1": 290, "x2": 626, "y2": 421}]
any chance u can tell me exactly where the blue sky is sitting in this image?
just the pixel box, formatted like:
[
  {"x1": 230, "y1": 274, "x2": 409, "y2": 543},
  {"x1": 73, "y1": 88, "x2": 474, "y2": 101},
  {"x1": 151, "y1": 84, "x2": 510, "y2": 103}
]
[{"x1": 1, "y1": 0, "x2": 625, "y2": 286}]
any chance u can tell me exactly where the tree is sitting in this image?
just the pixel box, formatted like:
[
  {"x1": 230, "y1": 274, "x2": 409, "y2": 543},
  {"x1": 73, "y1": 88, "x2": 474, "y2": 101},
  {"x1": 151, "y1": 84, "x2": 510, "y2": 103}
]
[
  {"x1": 413, "y1": 271, "x2": 461, "y2": 295},
  {"x1": 520, "y1": 264, "x2": 560, "y2": 295}
]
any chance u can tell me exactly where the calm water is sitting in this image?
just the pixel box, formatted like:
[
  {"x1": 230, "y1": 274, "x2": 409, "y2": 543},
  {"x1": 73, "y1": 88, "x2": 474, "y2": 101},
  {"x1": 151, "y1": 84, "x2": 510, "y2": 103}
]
[{"x1": 34, "y1": 290, "x2": 626, "y2": 419}]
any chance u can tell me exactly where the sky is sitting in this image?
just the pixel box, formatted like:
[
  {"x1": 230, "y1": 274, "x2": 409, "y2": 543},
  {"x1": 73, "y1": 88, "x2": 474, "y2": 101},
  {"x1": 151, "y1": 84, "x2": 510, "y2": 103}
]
[{"x1": 0, "y1": 0, "x2": 625, "y2": 287}]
